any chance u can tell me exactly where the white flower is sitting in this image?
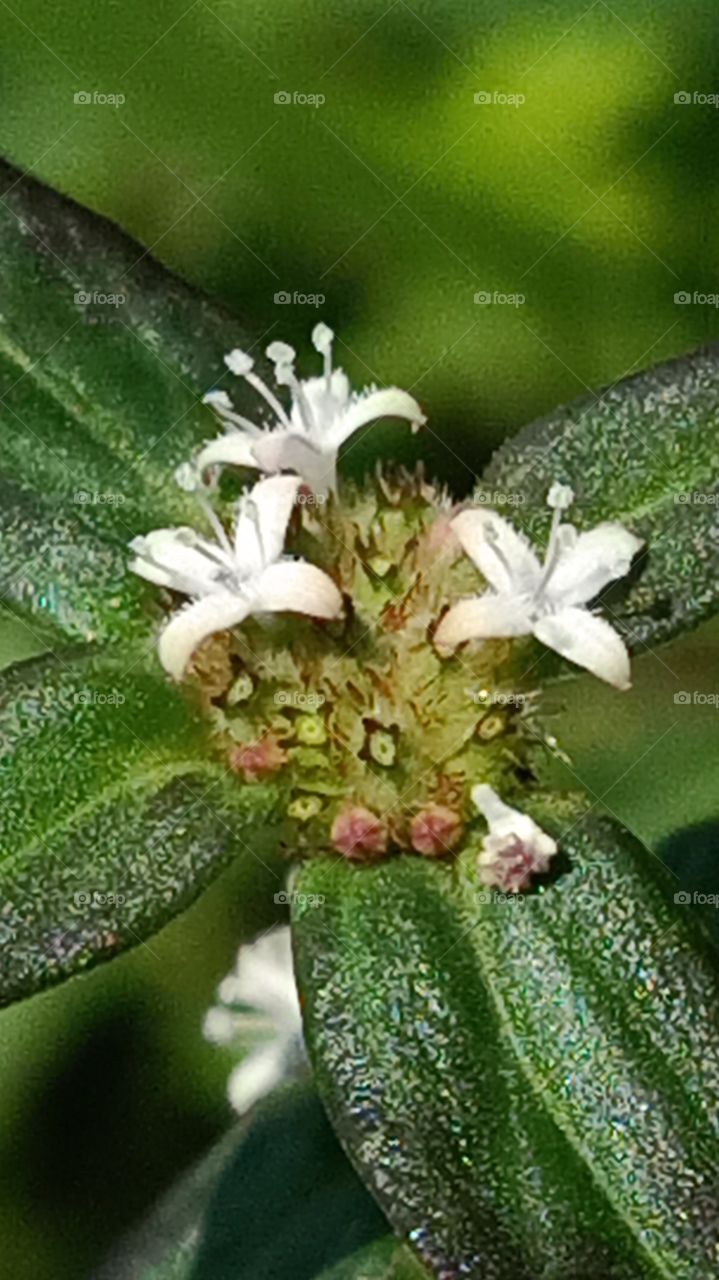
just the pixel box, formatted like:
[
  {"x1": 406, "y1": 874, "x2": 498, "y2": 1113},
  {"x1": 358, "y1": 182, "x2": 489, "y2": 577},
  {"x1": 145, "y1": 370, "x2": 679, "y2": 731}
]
[
  {"x1": 203, "y1": 926, "x2": 306, "y2": 1116},
  {"x1": 435, "y1": 484, "x2": 643, "y2": 689},
  {"x1": 472, "y1": 783, "x2": 557, "y2": 892},
  {"x1": 197, "y1": 323, "x2": 426, "y2": 497},
  {"x1": 129, "y1": 473, "x2": 342, "y2": 680}
]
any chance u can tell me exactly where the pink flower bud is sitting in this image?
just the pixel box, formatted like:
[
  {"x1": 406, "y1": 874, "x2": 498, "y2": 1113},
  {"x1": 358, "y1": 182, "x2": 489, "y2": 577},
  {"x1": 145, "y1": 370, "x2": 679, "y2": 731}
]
[
  {"x1": 410, "y1": 804, "x2": 463, "y2": 857},
  {"x1": 230, "y1": 735, "x2": 287, "y2": 782},
  {"x1": 331, "y1": 806, "x2": 388, "y2": 861}
]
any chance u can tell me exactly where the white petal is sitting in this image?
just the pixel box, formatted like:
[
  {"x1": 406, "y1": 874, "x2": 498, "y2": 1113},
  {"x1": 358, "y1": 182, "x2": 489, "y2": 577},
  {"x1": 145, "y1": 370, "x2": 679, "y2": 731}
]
[
  {"x1": 471, "y1": 783, "x2": 557, "y2": 854},
  {"x1": 129, "y1": 528, "x2": 220, "y2": 594},
  {"x1": 434, "y1": 593, "x2": 532, "y2": 649},
  {"x1": 255, "y1": 560, "x2": 343, "y2": 619},
  {"x1": 234, "y1": 474, "x2": 300, "y2": 573},
  {"x1": 533, "y1": 606, "x2": 632, "y2": 689},
  {"x1": 292, "y1": 370, "x2": 350, "y2": 437},
  {"x1": 227, "y1": 1042, "x2": 288, "y2": 1116},
  {"x1": 252, "y1": 430, "x2": 337, "y2": 495},
  {"x1": 158, "y1": 592, "x2": 251, "y2": 679},
  {"x1": 451, "y1": 509, "x2": 542, "y2": 595},
  {"x1": 546, "y1": 524, "x2": 643, "y2": 608},
  {"x1": 195, "y1": 432, "x2": 262, "y2": 475},
  {"x1": 228, "y1": 927, "x2": 300, "y2": 1026},
  {"x1": 328, "y1": 386, "x2": 426, "y2": 448}
]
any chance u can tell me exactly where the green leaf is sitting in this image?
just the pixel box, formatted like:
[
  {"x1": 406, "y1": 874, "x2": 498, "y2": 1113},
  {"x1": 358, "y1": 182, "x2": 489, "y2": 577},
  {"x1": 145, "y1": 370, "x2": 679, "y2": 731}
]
[
  {"x1": 315, "y1": 1237, "x2": 429, "y2": 1280},
  {"x1": 0, "y1": 649, "x2": 283, "y2": 1004},
  {"x1": 293, "y1": 803, "x2": 719, "y2": 1279},
  {"x1": 0, "y1": 158, "x2": 254, "y2": 644},
  {"x1": 190, "y1": 1083, "x2": 387, "y2": 1280},
  {"x1": 482, "y1": 346, "x2": 719, "y2": 649}
]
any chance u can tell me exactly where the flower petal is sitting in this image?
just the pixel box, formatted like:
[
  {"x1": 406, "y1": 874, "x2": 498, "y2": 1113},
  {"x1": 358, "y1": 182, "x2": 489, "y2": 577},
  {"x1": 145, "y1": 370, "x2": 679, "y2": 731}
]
[
  {"x1": 451, "y1": 509, "x2": 542, "y2": 595},
  {"x1": 252, "y1": 430, "x2": 336, "y2": 495},
  {"x1": 533, "y1": 605, "x2": 632, "y2": 689},
  {"x1": 255, "y1": 560, "x2": 343, "y2": 619},
  {"x1": 227, "y1": 1042, "x2": 288, "y2": 1115},
  {"x1": 234, "y1": 475, "x2": 301, "y2": 573},
  {"x1": 328, "y1": 386, "x2": 426, "y2": 448},
  {"x1": 195, "y1": 431, "x2": 261, "y2": 476},
  {"x1": 158, "y1": 592, "x2": 251, "y2": 679},
  {"x1": 471, "y1": 783, "x2": 557, "y2": 855},
  {"x1": 434, "y1": 593, "x2": 532, "y2": 649},
  {"x1": 546, "y1": 523, "x2": 643, "y2": 608},
  {"x1": 129, "y1": 528, "x2": 221, "y2": 594}
]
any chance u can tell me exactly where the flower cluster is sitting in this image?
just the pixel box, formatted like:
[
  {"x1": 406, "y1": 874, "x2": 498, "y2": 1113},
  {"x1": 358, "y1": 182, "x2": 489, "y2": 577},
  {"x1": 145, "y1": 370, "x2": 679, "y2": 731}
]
[{"x1": 130, "y1": 327, "x2": 643, "y2": 891}]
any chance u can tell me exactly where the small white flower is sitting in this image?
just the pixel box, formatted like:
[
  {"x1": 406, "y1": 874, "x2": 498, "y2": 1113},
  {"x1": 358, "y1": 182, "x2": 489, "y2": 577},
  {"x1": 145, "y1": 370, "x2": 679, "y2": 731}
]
[
  {"x1": 434, "y1": 486, "x2": 643, "y2": 689},
  {"x1": 197, "y1": 323, "x2": 426, "y2": 497},
  {"x1": 203, "y1": 926, "x2": 306, "y2": 1116},
  {"x1": 130, "y1": 473, "x2": 342, "y2": 680},
  {"x1": 472, "y1": 783, "x2": 557, "y2": 892}
]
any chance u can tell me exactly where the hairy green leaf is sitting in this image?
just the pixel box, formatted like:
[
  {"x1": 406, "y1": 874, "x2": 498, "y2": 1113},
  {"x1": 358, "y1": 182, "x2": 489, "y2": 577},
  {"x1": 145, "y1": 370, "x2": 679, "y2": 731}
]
[
  {"x1": 0, "y1": 649, "x2": 282, "y2": 1004},
  {"x1": 293, "y1": 803, "x2": 719, "y2": 1279},
  {"x1": 0, "y1": 158, "x2": 255, "y2": 643},
  {"x1": 482, "y1": 346, "x2": 719, "y2": 649}
]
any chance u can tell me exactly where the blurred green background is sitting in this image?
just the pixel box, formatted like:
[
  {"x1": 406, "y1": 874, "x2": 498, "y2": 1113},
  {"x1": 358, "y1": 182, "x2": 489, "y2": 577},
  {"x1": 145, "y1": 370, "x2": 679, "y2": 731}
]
[{"x1": 0, "y1": 1, "x2": 718, "y2": 1275}]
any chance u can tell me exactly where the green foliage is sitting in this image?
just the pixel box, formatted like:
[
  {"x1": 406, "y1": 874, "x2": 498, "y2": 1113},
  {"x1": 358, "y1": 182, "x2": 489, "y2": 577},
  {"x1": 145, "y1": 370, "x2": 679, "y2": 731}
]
[
  {"x1": 0, "y1": 158, "x2": 251, "y2": 644},
  {"x1": 483, "y1": 346, "x2": 719, "y2": 649},
  {"x1": 294, "y1": 801, "x2": 719, "y2": 1278},
  {"x1": 0, "y1": 649, "x2": 282, "y2": 1004},
  {"x1": 190, "y1": 1084, "x2": 387, "y2": 1280},
  {"x1": 315, "y1": 1237, "x2": 429, "y2": 1279}
]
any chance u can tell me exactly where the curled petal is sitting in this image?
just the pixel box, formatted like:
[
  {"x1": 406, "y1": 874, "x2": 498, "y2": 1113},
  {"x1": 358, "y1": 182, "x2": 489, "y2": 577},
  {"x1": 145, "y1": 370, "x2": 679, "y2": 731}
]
[
  {"x1": 130, "y1": 528, "x2": 221, "y2": 594},
  {"x1": 533, "y1": 605, "x2": 631, "y2": 690},
  {"x1": 328, "y1": 386, "x2": 426, "y2": 449},
  {"x1": 451, "y1": 509, "x2": 542, "y2": 595},
  {"x1": 195, "y1": 432, "x2": 261, "y2": 476},
  {"x1": 234, "y1": 475, "x2": 300, "y2": 573},
  {"x1": 255, "y1": 560, "x2": 343, "y2": 619},
  {"x1": 547, "y1": 524, "x2": 643, "y2": 608},
  {"x1": 434, "y1": 593, "x2": 532, "y2": 650},
  {"x1": 158, "y1": 592, "x2": 251, "y2": 680}
]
